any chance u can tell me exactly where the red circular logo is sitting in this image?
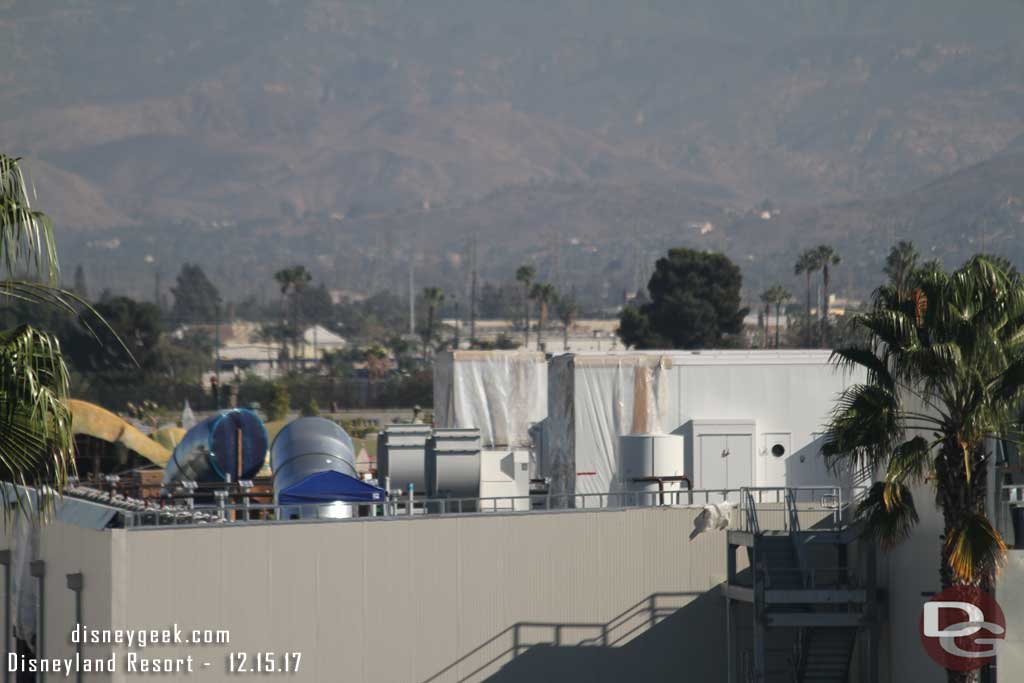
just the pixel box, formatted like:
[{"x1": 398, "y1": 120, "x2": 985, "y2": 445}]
[{"x1": 919, "y1": 586, "x2": 1006, "y2": 672}]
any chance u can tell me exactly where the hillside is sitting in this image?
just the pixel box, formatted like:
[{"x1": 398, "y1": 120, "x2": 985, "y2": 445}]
[
  {"x1": 2, "y1": 1, "x2": 1024, "y2": 301},
  {"x1": 58, "y1": 152, "x2": 1024, "y2": 308}
]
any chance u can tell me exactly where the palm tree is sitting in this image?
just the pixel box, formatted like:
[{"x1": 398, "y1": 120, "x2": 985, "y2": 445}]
[
  {"x1": 556, "y1": 291, "x2": 578, "y2": 351},
  {"x1": 822, "y1": 256, "x2": 1023, "y2": 661},
  {"x1": 273, "y1": 266, "x2": 312, "y2": 370},
  {"x1": 515, "y1": 264, "x2": 536, "y2": 348},
  {"x1": 758, "y1": 290, "x2": 772, "y2": 348},
  {"x1": 884, "y1": 240, "x2": 920, "y2": 294},
  {"x1": 794, "y1": 249, "x2": 822, "y2": 348},
  {"x1": 529, "y1": 282, "x2": 557, "y2": 350},
  {"x1": 0, "y1": 155, "x2": 81, "y2": 512},
  {"x1": 420, "y1": 286, "x2": 445, "y2": 360},
  {"x1": 814, "y1": 245, "x2": 841, "y2": 346},
  {"x1": 760, "y1": 285, "x2": 791, "y2": 349}
]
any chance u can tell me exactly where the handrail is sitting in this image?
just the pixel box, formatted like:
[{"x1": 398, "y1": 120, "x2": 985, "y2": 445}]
[
  {"x1": 120, "y1": 487, "x2": 752, "y2": 529},
  {"x1": 115, "y1": 484, "x2": 868, "y2": 530},
  {"x1": 784, "y1": 488, "x2": 811, "y2": 588},
  {"x1": 742, "y1": 488, "x2": 761, "y2": 535},
  {"x1": 790, "y1": 627, "x2": 807, "y2": 683}
]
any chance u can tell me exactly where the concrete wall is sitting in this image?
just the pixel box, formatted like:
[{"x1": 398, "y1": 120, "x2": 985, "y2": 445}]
[{"x1": 7, "y1": 507, "x2": 738, "y2": 683}]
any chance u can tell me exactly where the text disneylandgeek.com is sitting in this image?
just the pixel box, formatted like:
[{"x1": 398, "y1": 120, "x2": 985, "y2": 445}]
[{"x1": 8, "y1": 625, "x2": 303, "y2": 676}]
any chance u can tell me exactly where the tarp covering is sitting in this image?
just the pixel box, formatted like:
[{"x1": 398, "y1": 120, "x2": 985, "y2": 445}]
[
  {"x1": 545, "y1": 353, "x2": 670, "y2": 496},
  {"x1": 434, "y1": 351, "x2": 547, "y2": 448},
  {"x1": 544, "y1": 350, "x2": 865, "y2": 498},
  {"x1": 278, "y1": 470, "x2": 385, "y2": 504}
]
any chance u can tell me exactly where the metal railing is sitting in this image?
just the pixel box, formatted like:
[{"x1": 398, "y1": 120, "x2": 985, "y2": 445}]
[
  {"x1": 121, "y1": 487, "x2": 756, "y2": 529},
  {"x1": 116, "y1": 484, "x2": 870, "y2": 531},
  {"x1": 763, "y1": 567, "x2": 860, "y2": 591},
  {"x1": 737, "y1": 486, "x2": 852, "y2": 533}
]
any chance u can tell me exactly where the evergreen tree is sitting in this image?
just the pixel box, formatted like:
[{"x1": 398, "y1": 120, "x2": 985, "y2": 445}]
[{"x1": 170, "y1": 263, "x2": 221, "y2": 323}]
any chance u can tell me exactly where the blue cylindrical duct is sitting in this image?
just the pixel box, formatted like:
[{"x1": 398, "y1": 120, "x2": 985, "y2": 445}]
[{"x1": 163, "y1": 409, "x2": 268, "y2": 485}]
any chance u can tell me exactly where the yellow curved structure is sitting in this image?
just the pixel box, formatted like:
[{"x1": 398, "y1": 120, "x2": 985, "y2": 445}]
[
  {"x1": 151, "y1": 426, "x2": 186, "y2": 451},
  {"x1": 68, "y1": 399, "x2": 172, "y2": 467}
]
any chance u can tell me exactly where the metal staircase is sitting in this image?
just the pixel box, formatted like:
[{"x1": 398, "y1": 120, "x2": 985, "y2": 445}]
[
  {"x1": 796, "y1": 627, "x2": 857, "y2": 683},
  {"x1": 725, "y1": 487, "x2": 880, "y2": 683}
]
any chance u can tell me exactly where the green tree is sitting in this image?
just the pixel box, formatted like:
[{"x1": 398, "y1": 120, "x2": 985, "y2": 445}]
[
  {"x1": 815, "y1": 245, "x2": 841, "y2": 345},
  {"x1": 794, "y1": 249, "x2": 823, "y2": 347},
  {"x1": 300, "y1": 398, "x2": 320, "y2": 417},
  {"x1": 0, "y1": 155, "x2": 78, "y2": 506},
  {"x1": 617, "y1": 248, "x2": 747, "y2": 349},
  {"x1": 760, "y1": 285, "x2": 791, "y2": 349},
  {"x1": 267, "y1": 382, "x2": 290, "y2": 422},
  {"x1": 822, "y1": 256, "x2": 1023, "y2": 633},
  {"x1": 884, "y1": 240, "x2": 920, "y2": 294},
  {"x1": 529, "y1": 282, "x2": 557, "y2": 350},
  {"x1": 419, "y1": 286, "x2": 445, "y2": 360},
  {"x1": 170, "y1": 263, "x2": 221, "y2": 323},
  {"x1": 65, "y1": 296, "x2": 162, "y2": 373},
  {"x1": 515, "y1": 264, "x2": 536, "y2": 348},
  {"x1": 273, "y1": 266, "x2": 312, "y2": 370}
]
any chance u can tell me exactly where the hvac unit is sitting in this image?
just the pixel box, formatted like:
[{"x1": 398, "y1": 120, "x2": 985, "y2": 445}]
[
  {"x1": 619, "y1": 433, "x2": 686, "y2": 505},
  {"x1": 427, "y1": 428, "x2": 482, "y2": 499},
  {"x1": 377, "y1": 424, "x2": 432, "y2": 495},
  {"x1": 479, "y1": 449, "x2": 531, "y2": 511}
]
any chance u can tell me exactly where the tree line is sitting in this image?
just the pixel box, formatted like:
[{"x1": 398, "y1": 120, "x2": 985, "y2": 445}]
[{"x1": 617, "y1": 241, "x2": 928, "y2": 351}]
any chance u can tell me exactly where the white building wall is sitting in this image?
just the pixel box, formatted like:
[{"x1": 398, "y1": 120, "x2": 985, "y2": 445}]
[
  {"x1": 546, "y1": 351, "x2": 865, "y2": 496},
  {"x1": 6, "y1": 508, "x2": 737, "y2": 683},
  {"x1": 998, "y1": 551, "x2": 1024, "y2": 674}
]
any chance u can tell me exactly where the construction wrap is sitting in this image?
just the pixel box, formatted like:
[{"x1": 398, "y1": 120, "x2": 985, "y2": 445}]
[
  {"x1": 545, "y1": 354, "x2": 670, "y2": 496},
  {"x1": 433, "y1": 351, "x2": 547, "y2": 448},
  {"x1": 543, "y1": 349, "x2": 866, "y2": 501}
]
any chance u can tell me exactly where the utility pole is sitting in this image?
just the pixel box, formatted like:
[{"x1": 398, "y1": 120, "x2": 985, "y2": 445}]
[
  {"x1": 469, "y1": 234, "x2": 478, "y2": 345},
  {"x1": 408, "y1": 262, "x2": 415, "y2": 336},
  {"x1": 153, "y1": 271, "x2": 162, "y2": 311},
  {"x1": 214, "y1": 304, "x2": 222, "y2": 410},
  {"x1": 454, "y1": 298, "x2": 461, "y2": 350}
]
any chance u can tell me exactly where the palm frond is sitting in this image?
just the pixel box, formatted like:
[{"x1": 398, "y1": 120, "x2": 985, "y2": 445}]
[
  {"x1": 860, "y1": 309, "x2": 918, "y2": 350},
  {"x1": 0, "y1": 325, "x2": 74, "y2": 522},
  {"x1": 855, "y1": 482, "x2": 919, "y2": 549},
  {"x1": 821, "y1": 383, "x2": 901, "y2": 471},
  {"x1": 945, "y1": 513, "x2": 1007, "y2": 584},
  {"x1": 830, "y1": 346, "x2": 894, "y2": 390},
  {"x1": 885, "y1": 436, "x2": 932, "y2": 485},
  {"x1": 0, "y1": 155, "x2": 58, "y2": 283}
]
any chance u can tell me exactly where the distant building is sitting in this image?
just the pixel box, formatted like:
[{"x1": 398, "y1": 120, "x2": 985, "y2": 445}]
[{"x1": 175, "y1": 321, "x2": 347, "y2": 383}]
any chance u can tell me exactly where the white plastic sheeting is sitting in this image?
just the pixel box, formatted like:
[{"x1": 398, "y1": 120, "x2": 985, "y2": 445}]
[
  {"x1": 546, "y1": 353, "x2": 670, "y2": 496},
  {"x1": 433, "y1": 351, "x2": 547, "y2": 448},
  {"x1": 543, "y1": 350, "x2": 865, "y2": 497}
]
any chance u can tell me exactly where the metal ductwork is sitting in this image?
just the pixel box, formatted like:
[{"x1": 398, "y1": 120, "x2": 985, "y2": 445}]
[
  {"x1": 163, "y1": 409, "x2": 268, "y2": 485},
  {"x1": 271, "y1": 417, "x2": 383, "y2": 519}
]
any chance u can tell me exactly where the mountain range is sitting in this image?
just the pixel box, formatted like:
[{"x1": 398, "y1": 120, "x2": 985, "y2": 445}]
[{"x1": 3, "y1": 0, "x2": 1024, "y2": 306}]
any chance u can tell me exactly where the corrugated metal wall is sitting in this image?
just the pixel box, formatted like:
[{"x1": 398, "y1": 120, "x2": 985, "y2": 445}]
[{"x1": 111, "y1": 508, "x2": 732, "y2": 683}]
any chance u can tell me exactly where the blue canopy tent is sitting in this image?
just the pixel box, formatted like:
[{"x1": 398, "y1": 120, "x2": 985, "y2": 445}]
[{"x1": 277, "y1": 470, "x2": 385, "y2": 505}]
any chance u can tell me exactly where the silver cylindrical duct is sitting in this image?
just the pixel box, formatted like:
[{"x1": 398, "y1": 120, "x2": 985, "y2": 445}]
[
  {"x1": 163, "y1": 409, "x2": 268, "y2": 485},
  {"x1": 271, "y1": 417, "x2": 358, "y2": 519}
]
